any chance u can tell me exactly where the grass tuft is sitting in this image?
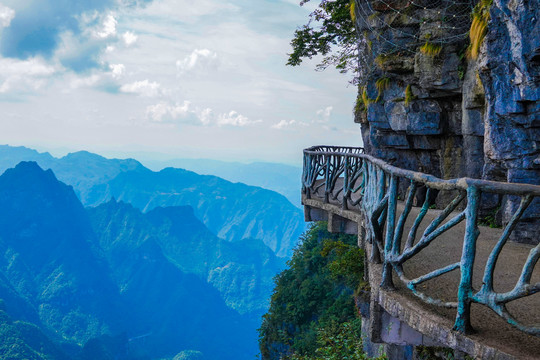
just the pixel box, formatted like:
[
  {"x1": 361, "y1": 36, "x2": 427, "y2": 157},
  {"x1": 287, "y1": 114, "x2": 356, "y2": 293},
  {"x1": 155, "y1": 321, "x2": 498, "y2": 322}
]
[
  {"x1": 404, "y1": 84, "x2": 414, "y2": 106},
  {"x1": 374, "y1": 53, "x2": 392, "y2": 68},
  {"x1": 420, "y1": 41, "x2": 442, "y2": 57},
  {"x1": 362, "y1": 86, "x2": 372, "y2": 108},
  {"x1": 375, "y1": 77, "x2": 390, "y2": 102},
  {"x1": 469, "y1": 0, "x2": 493, "y2": 59}
]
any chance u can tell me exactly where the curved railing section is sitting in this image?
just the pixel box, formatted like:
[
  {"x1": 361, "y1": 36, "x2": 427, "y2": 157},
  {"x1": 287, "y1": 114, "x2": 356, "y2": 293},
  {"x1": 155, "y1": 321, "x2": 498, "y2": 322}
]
[{"x1": 302, "y1": 145, "x2": 540, "y2": 336}]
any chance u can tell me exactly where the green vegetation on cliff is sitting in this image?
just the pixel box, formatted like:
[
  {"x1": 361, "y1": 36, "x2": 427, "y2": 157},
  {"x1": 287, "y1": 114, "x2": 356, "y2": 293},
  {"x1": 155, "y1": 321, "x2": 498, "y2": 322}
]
[{"x1": 258, "y1": 222, "x2": 373, "y2": 359}]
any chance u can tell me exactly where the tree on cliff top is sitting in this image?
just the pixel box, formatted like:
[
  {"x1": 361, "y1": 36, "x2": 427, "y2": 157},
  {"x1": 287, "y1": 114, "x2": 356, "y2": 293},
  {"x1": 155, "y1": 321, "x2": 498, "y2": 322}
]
[{"x1": 287, "y1": 0, "x2": 359, "y2": 83}]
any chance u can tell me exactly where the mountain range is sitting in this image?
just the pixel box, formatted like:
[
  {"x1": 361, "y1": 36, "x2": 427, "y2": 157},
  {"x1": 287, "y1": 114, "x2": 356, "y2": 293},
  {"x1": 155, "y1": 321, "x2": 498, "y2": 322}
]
[
  {"x1": 0, "y1": 161, "x2": 286, "y2": 359},
  {"x1": 0, "y1": 145, "x2": 305, "y2": 258},
  {"x1": 142, "y1": 158, "x2": 302, "y2": 208}
]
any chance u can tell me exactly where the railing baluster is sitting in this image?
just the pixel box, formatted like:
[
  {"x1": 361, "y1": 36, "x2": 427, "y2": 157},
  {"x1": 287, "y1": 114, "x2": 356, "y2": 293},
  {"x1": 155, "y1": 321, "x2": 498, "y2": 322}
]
[
  {"x1": 405, "y1": 188, "x2": 432, "y2": 249},
  {"x1": 343, "y1": 155, "x2": 349, "y2": 210},
  {"x1": 381, "y1": 175, "x2": 398, "y2": 290},
  {"x1": 393, "y1": 181, "x2": 417, "y2": 256},
  {"x1": 454, "y1": 185, "x2": 480, "y2": 334},
  {"x1": 324, "y1": 155, "x2": 331, "y2": 203}
]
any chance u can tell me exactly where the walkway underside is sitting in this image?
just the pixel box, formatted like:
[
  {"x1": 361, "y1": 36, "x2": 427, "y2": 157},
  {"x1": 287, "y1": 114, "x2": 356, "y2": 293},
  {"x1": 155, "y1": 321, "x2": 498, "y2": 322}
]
[{"x1": 304, "y1": 193, "x2": 540, "y2": 359}]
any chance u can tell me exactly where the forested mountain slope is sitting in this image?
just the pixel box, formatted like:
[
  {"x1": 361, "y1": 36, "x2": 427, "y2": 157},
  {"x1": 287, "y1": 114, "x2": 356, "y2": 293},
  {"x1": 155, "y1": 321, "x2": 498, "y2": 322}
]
[
  {"x1": 0, "y1": 162, "x2": 272, "y2": 359},
  {"x1": 87, "y1": 199, "x2": 285, "y2": 317}
]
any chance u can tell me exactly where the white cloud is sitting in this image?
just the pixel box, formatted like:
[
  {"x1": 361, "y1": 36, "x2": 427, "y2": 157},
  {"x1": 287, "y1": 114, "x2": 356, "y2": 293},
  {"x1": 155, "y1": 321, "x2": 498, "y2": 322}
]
[
  {"x1": 147, "y1": 101, "x2": 191, "y2": 122},
  {"x1": 272, "y1": 119, "x2": 295, "y2": 129},
  {"x1": 95, "y1": 14, "x2": 117, "y2": 38},
  {"x1": 176, "y1": 48, "x2": 218, "y2": 75},
  {"x1": 0, "y1": 4, "x2": 15, "y2": 27},
  {"x1": 271, "y1": 119, "x2": 308, "y2": 130},
  {"x1": 109, "y1": 63, "x2": 125, "y2": 78},
  {"x1": 0, "y1": 57, "x2": 57, "y2": 93},
  {"x1": 217, "y1": 110, "x2": 260, "y2": 127},
  {"x1": 120, "y1": 79, "x2": 161, "y2": 97},
  {"x1": 146, "y1": 101, "x2": 257, "y2": 127},
  {"x1": 146, "y1": 100, "x2": 214, "y2": 126},
  {"x1": 122, "y1": 31, "x2": 138, "y2": 46},
  {"x1": 315, "y1": 106, "x2": 333, "y2": 123},
  {"x1": 198, "y1": 108, "x2": 213, "y2": 126},
  {"x1": 69, "y1": 74, "x2": 101, "y2": 89}
]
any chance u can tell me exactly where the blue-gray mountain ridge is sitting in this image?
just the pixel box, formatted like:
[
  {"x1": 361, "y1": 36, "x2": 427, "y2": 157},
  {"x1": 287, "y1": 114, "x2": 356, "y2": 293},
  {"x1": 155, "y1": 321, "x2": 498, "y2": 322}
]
[
  {"x1": 0, "y1": 145, "x2": 305, "y2": 258},
  {"x1": 142, "y1": 157, "x2": 302, "y2": 208},
  {"x1": 0, "y1": 161, "x2": 287, "y2": 359}
]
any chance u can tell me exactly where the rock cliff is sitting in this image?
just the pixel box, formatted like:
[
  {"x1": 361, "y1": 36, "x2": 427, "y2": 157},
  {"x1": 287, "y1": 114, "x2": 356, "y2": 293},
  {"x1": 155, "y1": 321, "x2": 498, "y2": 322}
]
[{"x1": 353, "y1": 0, "x2": 539, "y2": 244}]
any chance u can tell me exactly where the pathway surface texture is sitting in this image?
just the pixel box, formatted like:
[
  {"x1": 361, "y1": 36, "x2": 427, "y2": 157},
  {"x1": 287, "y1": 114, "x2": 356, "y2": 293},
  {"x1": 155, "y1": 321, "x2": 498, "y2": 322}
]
[{"x1": 304, "y1": 181, "x2": 540, "y2": 359}]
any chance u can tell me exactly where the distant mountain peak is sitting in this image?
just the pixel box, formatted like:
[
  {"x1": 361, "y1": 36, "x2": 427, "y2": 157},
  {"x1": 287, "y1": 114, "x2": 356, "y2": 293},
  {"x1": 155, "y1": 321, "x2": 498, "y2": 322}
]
[
  {"x1": 63, "y1": 150, "x2": 105, "y2": 160},
  {"x1": 0, "y1": 161, "x2": 86, "y2": 230},
  {"x1": 61, "y1": 150, "x2": 143, "y2": 168},
  {"x1": 1, "y1": 161, "x2": 58, "y2": 185},
  {"x1": 14, "y1": 160, "x2": 47, "y2": 171},
  {"x1": 0, "y1": 144, "x2": 52, "y2": 157}
]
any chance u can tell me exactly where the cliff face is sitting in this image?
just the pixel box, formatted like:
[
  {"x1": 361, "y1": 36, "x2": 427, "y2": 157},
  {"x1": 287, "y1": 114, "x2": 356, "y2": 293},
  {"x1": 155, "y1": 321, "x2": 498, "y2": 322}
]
[
  {"x1": 353, "y1": 0, "x2": 539, "y2": 244},
  {"x1": 479, "y1": 0, "x2": 540, "y2": 243}
]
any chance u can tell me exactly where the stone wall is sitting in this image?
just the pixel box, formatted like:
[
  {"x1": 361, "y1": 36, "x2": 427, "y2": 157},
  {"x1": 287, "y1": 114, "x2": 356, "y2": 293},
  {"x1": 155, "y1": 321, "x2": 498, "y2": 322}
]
[{"x1": 353, "y1": 0, "x2": 539, "y2": 243}]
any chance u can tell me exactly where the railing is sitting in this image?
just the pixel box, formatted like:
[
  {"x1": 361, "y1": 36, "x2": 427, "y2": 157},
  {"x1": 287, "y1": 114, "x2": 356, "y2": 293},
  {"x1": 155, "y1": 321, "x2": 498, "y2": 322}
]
[{"x1": 302, "y1": 145, "x2": 540, "y2": 336}]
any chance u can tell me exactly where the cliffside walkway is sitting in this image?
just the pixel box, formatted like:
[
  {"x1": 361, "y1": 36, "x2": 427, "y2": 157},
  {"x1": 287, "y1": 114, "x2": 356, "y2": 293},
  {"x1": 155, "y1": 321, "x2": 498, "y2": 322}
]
[{"x1": 301, "y1": 146, "x2": 540, "y2": 359}]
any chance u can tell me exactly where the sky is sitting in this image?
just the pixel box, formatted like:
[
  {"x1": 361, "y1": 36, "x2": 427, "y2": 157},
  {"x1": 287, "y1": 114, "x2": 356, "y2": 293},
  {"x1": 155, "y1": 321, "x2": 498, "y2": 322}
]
[{"x1": 0, "y1": 0, "x2": 362, "y2": 165}]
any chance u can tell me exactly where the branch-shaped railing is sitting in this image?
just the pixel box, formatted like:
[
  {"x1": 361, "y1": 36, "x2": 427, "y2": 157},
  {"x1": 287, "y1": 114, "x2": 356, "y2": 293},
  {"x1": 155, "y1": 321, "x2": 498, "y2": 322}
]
[{"x1": 302, "y1": 145, "x2": 540, "y2": 336}]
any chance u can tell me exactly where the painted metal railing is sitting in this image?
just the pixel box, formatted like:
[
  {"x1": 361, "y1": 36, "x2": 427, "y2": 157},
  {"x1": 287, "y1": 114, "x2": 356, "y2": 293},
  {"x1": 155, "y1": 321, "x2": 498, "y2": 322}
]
[{"x1": 302, "y1": 145, "x2": 540, "y2": 336}]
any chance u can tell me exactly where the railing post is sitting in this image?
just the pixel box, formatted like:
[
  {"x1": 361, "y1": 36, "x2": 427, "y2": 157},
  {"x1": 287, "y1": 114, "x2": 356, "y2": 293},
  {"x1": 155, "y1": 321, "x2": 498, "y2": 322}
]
[
  {"x1": 343, "y1": 155, "x2": 349, "y2": 210},
  {"x1": 454, "y1": 185, "x2": 480, "y2": 334},
  {"x1": 324, "y1": 155, "x2": 331, "y2": 203},
  {"x1": 303, "y1": 153, "x2": 312, "y2": 199},
  {"x1": 302, "y1": 152, "x2": 307, "y2": 196},
  {"x1": 381, "y1": 175, "x2": 398, "y2": 290}
]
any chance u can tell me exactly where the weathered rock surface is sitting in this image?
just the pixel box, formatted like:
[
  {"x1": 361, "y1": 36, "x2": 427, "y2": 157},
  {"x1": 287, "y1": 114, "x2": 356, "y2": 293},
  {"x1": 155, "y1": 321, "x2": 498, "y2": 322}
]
[{"x1": 353, "y1": 0, "x2": 539, "y2": 244}]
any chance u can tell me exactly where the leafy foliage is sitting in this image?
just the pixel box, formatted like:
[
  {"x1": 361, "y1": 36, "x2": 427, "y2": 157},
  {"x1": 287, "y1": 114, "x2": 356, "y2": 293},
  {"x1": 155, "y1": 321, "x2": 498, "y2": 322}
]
[
  {"x1": 287, "y1": 0, "x2": 359, "y2": 81},
  {"x1": 258, "y1": 222, "x2": 367, "y2": 359},
  {"x1": 478, "y1": 204, "x2": 502, "y2": 229},
  {"x1": 292, "y1": 319, "x2": 387, "y2": 360}
]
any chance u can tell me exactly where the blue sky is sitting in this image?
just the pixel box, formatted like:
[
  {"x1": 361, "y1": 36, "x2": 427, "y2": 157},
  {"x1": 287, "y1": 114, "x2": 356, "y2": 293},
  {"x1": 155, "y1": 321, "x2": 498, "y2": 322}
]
[{"x1": 0, "y1": 0, "x2": 361, "y2": 165}]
